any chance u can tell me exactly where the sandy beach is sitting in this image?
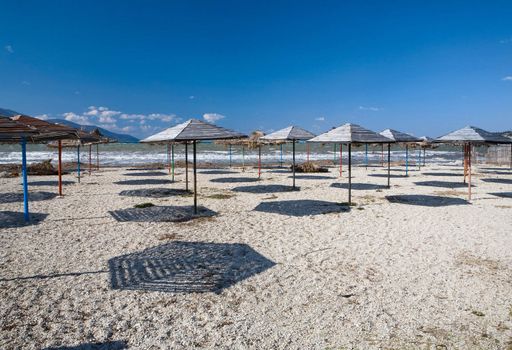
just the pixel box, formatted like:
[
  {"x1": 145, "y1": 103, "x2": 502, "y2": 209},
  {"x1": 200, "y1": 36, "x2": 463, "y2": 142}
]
[{"x1": 1, "y1": 163, "x2": 511, "y2": 349}]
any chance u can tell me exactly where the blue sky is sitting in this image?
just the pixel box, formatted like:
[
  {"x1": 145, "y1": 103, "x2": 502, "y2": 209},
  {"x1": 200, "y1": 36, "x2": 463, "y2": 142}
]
[{"x1": 1, "y1": 1, "x2": 511, "y2": 138}]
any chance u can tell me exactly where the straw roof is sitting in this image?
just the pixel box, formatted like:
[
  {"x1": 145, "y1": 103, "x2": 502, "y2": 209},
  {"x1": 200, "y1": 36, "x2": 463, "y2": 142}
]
[
  {"x1": 260, "y1": 126, "x2": 315, "y2": 141},
  {"x1": 379, "y1": 129, "x2": 421, "y2": 142},
  {"x1": 47, "y1": 130, "x2": 103, "y2": 148},
  {"x1": 308, "y1": 123, "x2": 392, "y2": 144},
  {"x1": 140, "y1": 119, "x2": 246, "y2": 143},
  {"x1": 0, "y1": 117, "x2": 38, "y2": 142},
  {"x1": 435, "y1": 126, "x2": 512, "y2": 144},
  {"x1": 11, "y1": 115, "x2": 78, "y2": 141}
]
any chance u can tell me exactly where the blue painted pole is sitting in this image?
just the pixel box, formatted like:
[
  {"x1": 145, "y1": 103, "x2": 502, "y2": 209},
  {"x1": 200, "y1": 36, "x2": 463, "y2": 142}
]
[
  {"x1": 365, "y1": 143, "x2": 368, "y2": 169},
  {"x1": 171, "y1": 143, "x2": 175, "y2": 181},
  {"x1": 280, "y1": 144, "x2": 283, "y2": 167},
  {"x1": 21, "y1": 138, "x2": 29, "y2": 222},
  {"x1": 77, "y1": 145, "x2": 81, "y2": 183},
  {"x1": 405, "y1": 145, "x2": 409, "y2": 176}
]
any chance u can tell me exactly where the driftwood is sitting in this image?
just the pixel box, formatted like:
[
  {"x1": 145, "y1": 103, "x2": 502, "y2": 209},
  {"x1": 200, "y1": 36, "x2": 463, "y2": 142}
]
[{"x1": 292, "y1": 162, "x2": 329, "y2": 173}]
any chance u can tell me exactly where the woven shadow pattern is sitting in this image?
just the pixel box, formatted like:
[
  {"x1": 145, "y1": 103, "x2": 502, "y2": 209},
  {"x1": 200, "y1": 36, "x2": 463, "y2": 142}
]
[
  {"x1": 109, "y1": 206, "x2": 216, "y2": 223},
  {"x1": 386, "y1": 195, "x2": 468, "y2": 207},
  {"x1": 254, "y1": 200, "x2": 349, "y2": 216},
  {"x1": 200, "y1": 170, "x2": 238, "y2": 175},
  {"x1": 331, "y1": 182, "x2": 388, "y2": 190},
  {"x1": 0, "y1": 191, "x2": 57, "y2": 203},
  {"x1": 421, "y1": 172, "x2": 460, "y2": 177},
  {"x1": 114, "y1": 179, "x2": 173, "y2": 185},
  {"x1": 481, "y1": 178, "x2": 512, "y2": 185},
  {"x1": 0, "y1": 211, "x2": 48, "y2": 228},
  {"x1": 210, "y1": 177, "x2": 260, "y2": 183},
  {"x1": 123, "y1": 171, "x2": 168, "y2": 176},
  {"x1": 288, "y1": 175, "x2": 335, "y2": 180},
  {"x1": 119, "y1": 188, "x2": 192, "y2": 198},
  {"x1": 29, "y1": 180, "x2": 74, "y2": 186},
  {"x1": 414, "y1": 181, "x2": 471, "y2": 188},
  {"x1": 109, "y1": 241, "x2": 275, "y2": 293},
  {"x1": 231, "y1": 185, "x2": 298, "y2": 193}
]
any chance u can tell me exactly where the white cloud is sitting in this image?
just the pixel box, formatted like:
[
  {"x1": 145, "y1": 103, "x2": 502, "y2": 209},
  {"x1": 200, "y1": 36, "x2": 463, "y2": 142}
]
[
  {"x1": 21, "y1": 81, "x2": 30, "y2": 86},
  {"x1": 502, "y1": 76, "x2": 512, "y2": 81},
  {"x1": 63, "y1": 112, "x2": 91, "y2": 125},
  {"x1": 203, "y1": 113, "x2": 225, "y2": 123},
  {"x1": 358, "y1": 106, "x2": 381, "y2": 112},
  {"x1": 5, "y1": 45, "x2": 13, "y2": 53},
  {"x1": 189, "y1": 95, "x2": 195, "y2": 100},
  {"x1": 315, "y1": 116, "x2": 325, "y2": 121},
  {"x1": 500, "y1": 37, "x2": 512, "y2": 44}
]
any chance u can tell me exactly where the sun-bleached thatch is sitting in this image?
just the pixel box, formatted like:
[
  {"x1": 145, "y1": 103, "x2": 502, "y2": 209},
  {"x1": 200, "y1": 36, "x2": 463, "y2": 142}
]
[
  {"x1": 308, "y1": 123, "x2": 392, "y2": 144},
  {"x1": 436, "y1": 126, "x2": 512, "y2": 144},
  {"x1": 11, "y1": 115, "x2": 78, "y2": 141},
  {"x1": 379, "y1": 129, "x2": 421, "y2": 143},
  {"x1": 260, "y1": 126, "x2": 316, "y2": 141},
  {"x1": 0, "y1": 117, "x2": 37, "y2": 142}
]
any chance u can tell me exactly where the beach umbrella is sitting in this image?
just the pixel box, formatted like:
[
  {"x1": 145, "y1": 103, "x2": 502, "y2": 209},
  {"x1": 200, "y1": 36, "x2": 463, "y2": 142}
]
[
  {"x1": 417, "y1": 136, "x2": 434, "y2": 167},
  {"x1": 435, "y1": 126, "x2": 512, "y2": 200},
  {"x1": 141, "y1": 119, "x2": 246, "y2": 213},
  {"x1": 260, "y1": 126, "x2": 316, "y2": 189},
  {"x1": 11, "y1": 115, "x2": 79, "y2": 196},
  {"x1": 379, "y1": 129, "x2": 421, "y2": 176},
  {"x1": 308, "y1": 123, "x2": 392, "y2": 205},
  {"x1": 0, "y1": 117, "x2": 38, "y2": 221}
]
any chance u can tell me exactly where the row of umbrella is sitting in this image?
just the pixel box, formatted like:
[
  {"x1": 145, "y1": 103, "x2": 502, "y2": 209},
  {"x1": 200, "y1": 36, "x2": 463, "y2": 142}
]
[
  {"x1": 141, "y1": 119, "x2": 512, "y2": 211},
  {"x1": 0, "y1": 115, "x2": 114, "y2": 221}
]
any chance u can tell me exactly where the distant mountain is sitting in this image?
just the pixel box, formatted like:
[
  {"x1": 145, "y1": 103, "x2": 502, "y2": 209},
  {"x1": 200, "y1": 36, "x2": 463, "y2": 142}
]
[
  {"x1": 47, "y1": 119, "x2": 139, "y2": 143},
  {"x1": 0, "y1": 108, "x2": 22, "y2": 117},
  {"x1": 501, "y1": 131, "x2": 512, "y2": 139}
]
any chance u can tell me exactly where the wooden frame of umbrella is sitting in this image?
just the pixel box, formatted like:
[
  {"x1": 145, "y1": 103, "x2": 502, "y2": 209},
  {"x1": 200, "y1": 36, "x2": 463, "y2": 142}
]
[
  {"x1": 215, "y1": 130, "x2": 269, "y2": 174},
  {"x1": 308, "y1": 123, "x2": 393, "y2": 205},
  {"x1": 141, "y1": 119, "x2": 246, "y2": 214},
  {"x1": 379, "y1": 129, "x2": 422, "y2": 176},
  {"x1": 10, "y1": 115, "x2": 80, "y2": 197},
  {"x1": 260, "y1": 126, "x2": 316, "y2": 189},
  {"x1": 435, "y1": 126, "x2": 512, "y2": 200},
  {"x1": 0, "y1": 117, "x2": 40, "y2": 222}
]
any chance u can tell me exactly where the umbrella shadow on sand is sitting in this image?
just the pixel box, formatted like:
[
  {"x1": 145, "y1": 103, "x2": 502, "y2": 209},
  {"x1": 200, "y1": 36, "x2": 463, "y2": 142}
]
[
  {"x1": 253, "y1": 200, "x2": 350, "y2": 216},
  {"x1": 42, "y1": 340, "x2": 128, "y2": 350},
  {"x1": 421, "y1": 172, "x2": 461, "y2": 177},
  {"x1": 114, "y1": 179, "x2": 174, "y2": 185},
  {"x1": 288, "y1": 175, "x2": 335, "y2": 180},
  {"x1": 414, "y1": 181, "x2": 472, "y2": 188},
  {"x1": 489, "y1": 192, "x2": 512, "y2": 198},
  {"x1": 331, "y1": 183, "x2": 388, "y2": 190},
  {"x1": 28, "y1": 180, "x2": 74, "y2": 186},
  {"x1": 0, "y1": 211, "x2": 48, "y2": 228},
  {"x1": 108, "y1": 241, "x2": 275, "y2": 294},
  {"x1": 481, "y1": 178, "x2": 512, "y2": 185},
  {"x1": 200, "y1": 170, "x2": 238, "y2": 175},
  {"x1": 231, "y1": 184, "x2": 299, "y2": 193},
  {"x1": 119, "y1": 188, "x2": 192, "y2": 198},
  {"x1": 386, "y1": 195, "x2": 468, "y2": 207},
  {"x1": 0, "y1": 191, "x2": 57, "y2": 203},
  {"x1": 109, "y1": 205, "x2": 216, "y2": 223},
  {"x1": 122, "y1": 171, "x2": 168, "y2": 176},
  {"x1": 210, "y1": 177, "x2": 260, "y2": 183}
]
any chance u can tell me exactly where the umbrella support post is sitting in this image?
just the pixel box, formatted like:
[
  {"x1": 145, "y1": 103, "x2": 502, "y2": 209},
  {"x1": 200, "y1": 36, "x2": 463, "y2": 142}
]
[
  {"x1": 292, "y1": 140, "x2": 296, "y2": 189},
  {"x1": 242, "y1": 146, "x2": 245, "y2": 172},
  {"x1": 21, "y1": 138, "x2": 29, "y2": 222},
  {"x1": 381, "y1": 144, "x2": 384, "y2": 167},
  {"x1": 96, "y1": 144, "x2": 99, "y2": 170},
  {"x1": 339, "y1": 143, "x2": 342, "y2": 177},
  {"x1": 185, "y1": 143, "x2": 189, "y2": 191},
  {"x1": 423, "y1": 148, "x2": 426, "y2": 166},
  {"x1": 463, "y1": 145, "x2": 467, "y2": 184},
  {"x1": 348, "y1": 143, "x2": 352, "y2": 206},
  {"x1": 77, "y1": 145, "x2": 81, "y2": 183},
  {"x1": 333, "y1": 144, "x2": 336, "y2": 163},
  {"x1": 171, "y1": 143, "x2": 175, "y2": 182},
  {"x1": 387, "y1": 143, "x2": 391, "y2": 188},
  {"x1": 167, "y1": 144, "x2": 170, "y2": 174},
  {"x1": 365, "y1": 143, "x2": 368, "y2": 170},
  {"x1": 58, "y1": 140, "x2": 63, "y2": 196},
  {"x1": 417, "y1": 148, "x2": 421, "y2": 170},
  {"x1": 280, "y1": 144, "x2": 283, "y2": 167},
  {"x1": 405, "y1": 144, "x2": 409, "y2": 177},
  {"x1": 89, "y1": 144, "x2": 92, "y2": 175},
  {"x1": 193, "y1": 141, "x2": 197, "y2": 214},
  {"x1": 510, "y1": 144, "x2": 511, "y2": 170},
  {"x1": 307, "y1": 143, "x2": 310, "y2": 162},
  {"x1": 468, "y1": 143, "x2": 472, "y2": 201},
  {"x1": 229, "y1": 144, "x2": 232, "y2": 168},
  {"x1": 258, "y1": 145, "x2": 261, "y2": 179}
]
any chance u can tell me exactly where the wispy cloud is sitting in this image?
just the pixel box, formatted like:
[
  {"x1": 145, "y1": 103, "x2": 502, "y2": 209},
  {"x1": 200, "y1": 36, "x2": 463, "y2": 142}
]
[
  {"x1": 358, "y1": 106, "x2": 381, "y2": 112},
  {"x1": 203, "y1": 113, "x2": 225, "y2": 123},
  {"x1": 5, "y1": 45, "x2": 13, "y2": 53},
  {"x1": 189, "y1": 95, "x2": 195, "y2": 100},
  {"x1": 502, "y1": 76, "x2": 512, "y2": 81},
  {"x1": 63, "y1": 112, "x2": 91, "y2": 125},
  {"x1": 35, "y1": 114, "x2": 50, "y2": 120},
  {"x1": 315, "y1": 116, "x2": 325, "y2": 121},
  {"x1": 21, "y1": 81, "x2": 30, "y2": 86},
  {"x1": 500, "y1": 37, "x2": 512, "y2": 44}
]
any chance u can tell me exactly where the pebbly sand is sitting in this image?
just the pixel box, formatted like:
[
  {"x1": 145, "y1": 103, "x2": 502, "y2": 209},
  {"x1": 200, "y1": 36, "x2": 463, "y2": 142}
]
[{"x1": 1, "y1": 163, "x2": 511, "y2": 349}]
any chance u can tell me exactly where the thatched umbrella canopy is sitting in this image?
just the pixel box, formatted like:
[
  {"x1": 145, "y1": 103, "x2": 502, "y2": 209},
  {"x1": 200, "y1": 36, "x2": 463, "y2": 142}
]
[
  {"x1": 0, "y1": 117, "x2": 38, "y2": 221},
  {"x1": 11, "y1": 115, "x2": 79, "y2": 196},
  {"x1": 260, "y1": 126, "x2": 316, "y2": 189},
  {"x1": 379, "y1": 129, "x2": 421, "y2": 176},
  {"x1": 308, "y1": 123, "x2": 392, "y2": 205},
  {"x1": 141, "y1": 119, "x2": 246, "y2": 214},
  {"x1": 215, "y1": 130, "x2": 273, "y2": 170},
  {"x1": 435, "y1": 126, "x2": 512, "y2": 200}
]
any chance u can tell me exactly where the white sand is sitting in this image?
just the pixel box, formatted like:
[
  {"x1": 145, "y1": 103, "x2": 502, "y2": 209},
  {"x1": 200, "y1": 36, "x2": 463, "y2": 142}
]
[{"x1": 1, "y1": 163, "x2": 511, "y2": 349}]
